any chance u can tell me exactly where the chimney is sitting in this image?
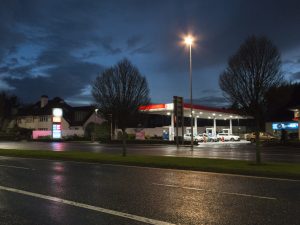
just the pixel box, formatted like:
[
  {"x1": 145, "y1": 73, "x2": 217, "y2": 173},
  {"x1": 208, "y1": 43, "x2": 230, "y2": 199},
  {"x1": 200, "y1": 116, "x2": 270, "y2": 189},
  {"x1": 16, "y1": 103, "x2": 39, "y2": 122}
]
[{"x1": 40, "y1": 95, "x2": 48, "y2": 108}]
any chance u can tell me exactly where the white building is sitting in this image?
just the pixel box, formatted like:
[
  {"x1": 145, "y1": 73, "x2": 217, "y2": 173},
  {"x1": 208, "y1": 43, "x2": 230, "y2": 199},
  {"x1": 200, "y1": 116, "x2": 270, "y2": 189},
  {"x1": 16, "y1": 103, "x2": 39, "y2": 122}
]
[{"x1": 16, "y1": 95, "x2": 104, "y2": 139}]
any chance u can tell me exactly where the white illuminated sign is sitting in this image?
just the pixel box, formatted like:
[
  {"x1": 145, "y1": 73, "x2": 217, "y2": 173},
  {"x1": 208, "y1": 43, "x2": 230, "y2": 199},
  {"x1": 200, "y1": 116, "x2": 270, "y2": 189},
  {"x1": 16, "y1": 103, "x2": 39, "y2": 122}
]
[
  {"x1": 53, "y1": 116, "x2": 61, "y2": 123},
  {"x1": 52, "y1": 124, "x2": 62, "y2": 139},
  {"x1": 53, "y1": 108, "x2": 63, "y2": 117},
  {"x1": 52, "y1": 108, "x2": 62, "y2": 139},
  {"x1": 272, "y1": 122, "x2": 298, "y2": 130}
]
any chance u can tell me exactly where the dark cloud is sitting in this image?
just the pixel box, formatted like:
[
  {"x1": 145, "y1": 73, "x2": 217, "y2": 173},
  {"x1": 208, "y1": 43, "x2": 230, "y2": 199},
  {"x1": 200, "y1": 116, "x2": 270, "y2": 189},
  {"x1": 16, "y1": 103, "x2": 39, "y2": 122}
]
[
  {"x1": 36, "y1": 49, "x2": 73, "y2": 66},
  {"x1": 9, "y1": 58, "x2": 19, "y2": 66},
  {"x1": 0, "y1": 0, "x2": 300, "y2": 105},
  {"x1": 4, "y1": 61, "x2": 104, "y2": 103},
  {"x1": 131, "y1": 43, "x2": 154, "y2": 54},
  {"x1": 127, "y1": 35, "x2": 143, "y2": 49},
  {"x1": 200, "y1": 89, "x2": 221, "y2": 95},
  {"x1": 186, "y1": 96, "x2": 229, "y2": 107},
  {"x1": 292, "y1": 71, "x2": 300, "y2": 80},
  {"x1": 0, "y1": 66, "x2": 9, "y2": 74},
  {"x1": 95, "y1": 37, "x2": 122, "y2": 55},
  {"x1": 6, "y1": 64, "x2": 33, "y2": 78}
]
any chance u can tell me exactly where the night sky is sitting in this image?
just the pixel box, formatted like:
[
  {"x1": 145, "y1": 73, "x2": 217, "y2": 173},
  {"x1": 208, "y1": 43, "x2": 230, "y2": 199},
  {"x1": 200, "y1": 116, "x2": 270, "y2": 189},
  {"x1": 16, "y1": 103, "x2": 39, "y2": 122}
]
[{"x1": 1, "y1": 0, "x2": 300, "y2": 106}]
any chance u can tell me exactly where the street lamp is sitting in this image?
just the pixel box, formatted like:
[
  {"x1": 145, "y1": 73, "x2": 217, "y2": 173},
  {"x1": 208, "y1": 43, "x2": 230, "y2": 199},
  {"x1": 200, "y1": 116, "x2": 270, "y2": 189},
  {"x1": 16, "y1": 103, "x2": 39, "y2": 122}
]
[
  {"x1": 184, "y1": 35, "x2": 194, "y2": 150},
  {"x1": 94, "y1": 109, "x2": 99, "y2": 142},
  {"x1": 108, "y1": 114, "x2": 113, "y2": 141}
]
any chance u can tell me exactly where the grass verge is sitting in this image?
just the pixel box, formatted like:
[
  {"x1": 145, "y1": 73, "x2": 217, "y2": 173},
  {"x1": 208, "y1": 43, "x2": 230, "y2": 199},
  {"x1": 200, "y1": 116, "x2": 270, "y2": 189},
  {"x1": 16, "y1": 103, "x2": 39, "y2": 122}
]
[{"x1": 0, "y1": 149, "x2": 300, "y2": 179}]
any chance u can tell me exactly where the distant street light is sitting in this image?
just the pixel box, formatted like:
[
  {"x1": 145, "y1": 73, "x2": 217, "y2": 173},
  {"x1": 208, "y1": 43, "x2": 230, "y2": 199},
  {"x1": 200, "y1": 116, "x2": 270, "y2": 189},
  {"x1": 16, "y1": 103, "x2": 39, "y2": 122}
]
[{"x1": 184, "y1": 35, "x2": 194, "y2": 150}]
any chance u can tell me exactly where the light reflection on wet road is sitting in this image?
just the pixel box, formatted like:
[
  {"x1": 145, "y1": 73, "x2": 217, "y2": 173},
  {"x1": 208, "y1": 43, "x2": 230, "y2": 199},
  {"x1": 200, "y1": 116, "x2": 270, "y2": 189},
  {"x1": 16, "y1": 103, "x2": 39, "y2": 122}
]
[
  {"x1": 0, "y1": 157, "x2": 299, "y2": 225},
  {"x1": 0, "y1": 141, "x2": 299, "y2": 163}
]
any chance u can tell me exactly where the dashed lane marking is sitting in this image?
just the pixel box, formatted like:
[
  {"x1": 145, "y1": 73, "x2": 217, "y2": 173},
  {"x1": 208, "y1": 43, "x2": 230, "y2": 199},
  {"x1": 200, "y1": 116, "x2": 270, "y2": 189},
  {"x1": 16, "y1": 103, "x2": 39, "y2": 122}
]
[
  {"x1": 0, "y1": 164, "x2": 34, "y2": 170},
  {"x1": 152, "y1": 183, "x2": 277, "y2": 201}
]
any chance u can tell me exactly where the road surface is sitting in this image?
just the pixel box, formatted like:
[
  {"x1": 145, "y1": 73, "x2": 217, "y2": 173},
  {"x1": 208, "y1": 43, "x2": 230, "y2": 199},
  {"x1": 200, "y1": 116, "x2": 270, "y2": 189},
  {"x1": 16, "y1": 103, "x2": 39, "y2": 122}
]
[
  {"x1": 0, "y1": 141, "x2": 300, "y2": 163},
  {"x1": 0, "y1": 156, "x2": 299, "y2": 225}
]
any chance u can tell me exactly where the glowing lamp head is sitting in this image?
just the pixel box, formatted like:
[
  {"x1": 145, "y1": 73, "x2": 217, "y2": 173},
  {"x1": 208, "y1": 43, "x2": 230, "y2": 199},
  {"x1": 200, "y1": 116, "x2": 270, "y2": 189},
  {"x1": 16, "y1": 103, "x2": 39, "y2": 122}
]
[{"x1": 184, "y1": 36, "x2": 194, "y2": 46}]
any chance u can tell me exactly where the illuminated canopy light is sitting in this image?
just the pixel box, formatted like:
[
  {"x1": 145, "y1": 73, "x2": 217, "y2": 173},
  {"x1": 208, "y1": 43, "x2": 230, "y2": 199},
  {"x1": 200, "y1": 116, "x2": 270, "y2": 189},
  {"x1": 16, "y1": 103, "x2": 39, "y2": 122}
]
[{"x1": 53, "y1": 108, "x2": 63, "y2": 117}]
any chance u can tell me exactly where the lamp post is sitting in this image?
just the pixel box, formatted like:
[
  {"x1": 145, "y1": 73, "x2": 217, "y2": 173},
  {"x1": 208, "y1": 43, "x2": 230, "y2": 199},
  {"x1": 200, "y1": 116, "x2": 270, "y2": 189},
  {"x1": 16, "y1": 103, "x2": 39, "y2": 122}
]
[
  {"x1": 184, "y1": 35, "x2": 194, "y2": 150},
  {"x1": 108, "y1": 114, "x2": 113, "y2": 141},
  {"x1": 94, "y1": 109, "x2": 99, "y2": 142}
]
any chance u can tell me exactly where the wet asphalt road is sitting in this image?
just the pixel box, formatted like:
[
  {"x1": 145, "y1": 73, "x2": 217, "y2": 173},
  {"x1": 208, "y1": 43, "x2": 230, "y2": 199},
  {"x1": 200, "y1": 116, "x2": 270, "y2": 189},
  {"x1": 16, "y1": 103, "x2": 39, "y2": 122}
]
[
  {"x1": 0, "y1": 156, "x2": 299, "y2": 225},
  {"x1": 0, "y1": 141, "x2": 300, "y2": 163}
]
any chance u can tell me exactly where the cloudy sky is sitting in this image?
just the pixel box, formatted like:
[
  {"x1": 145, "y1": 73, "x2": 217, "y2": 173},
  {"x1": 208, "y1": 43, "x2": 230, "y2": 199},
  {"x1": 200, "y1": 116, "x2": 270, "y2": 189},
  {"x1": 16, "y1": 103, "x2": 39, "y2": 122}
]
[{"x1": 1, "y1": 0, "x2": 300, "y2": 106}]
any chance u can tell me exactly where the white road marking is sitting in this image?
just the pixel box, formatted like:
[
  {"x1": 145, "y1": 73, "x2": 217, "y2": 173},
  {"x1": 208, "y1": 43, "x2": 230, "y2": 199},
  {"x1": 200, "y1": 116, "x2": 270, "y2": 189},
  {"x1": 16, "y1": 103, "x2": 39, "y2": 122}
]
[
  {"x1": 152, "y1": 183, "x2": 277, "y2": 201},
  {"x1": 0, "y1": 164, "x2": 33, "y2": 170},
  {"x1": 0, "y1": 185, "x2": 174, "y2": 225}
]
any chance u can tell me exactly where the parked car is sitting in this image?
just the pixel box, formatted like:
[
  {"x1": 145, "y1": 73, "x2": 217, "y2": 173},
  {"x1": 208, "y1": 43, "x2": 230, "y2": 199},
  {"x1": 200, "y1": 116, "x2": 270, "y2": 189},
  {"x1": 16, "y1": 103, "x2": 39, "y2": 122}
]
[
  {"x1": 202, "y1": 133, "x2": 218, "y2": 142},
  {"x1": 184, "y1": 133, "x2": 204, "y2": 142},
  {"x1": 245, "y1": 132, "x2": 278, "y2": 143},
  {"x1": 217, "y1": 133, "x2": 240, "y2": 141}
]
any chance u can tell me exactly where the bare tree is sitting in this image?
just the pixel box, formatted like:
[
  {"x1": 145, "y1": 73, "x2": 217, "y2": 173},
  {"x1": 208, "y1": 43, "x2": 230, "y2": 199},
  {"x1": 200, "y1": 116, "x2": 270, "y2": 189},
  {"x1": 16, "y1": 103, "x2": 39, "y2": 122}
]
[
  {"x1": 219, "y1": 36, "x2": 284, "y2": 164},
  {"x1": 92, "y1": 59, "x2": 150, "y2": 156},
  {"x1": 0, "y1": 92, "x2": 20, "y2": 131}
]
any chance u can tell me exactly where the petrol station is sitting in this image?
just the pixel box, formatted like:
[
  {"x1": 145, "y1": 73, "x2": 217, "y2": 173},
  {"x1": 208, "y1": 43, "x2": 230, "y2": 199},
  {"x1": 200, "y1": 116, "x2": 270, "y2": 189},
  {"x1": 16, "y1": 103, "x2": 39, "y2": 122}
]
[{"x1": 139, "y1": 101, "x2": 249, "y2": 141}]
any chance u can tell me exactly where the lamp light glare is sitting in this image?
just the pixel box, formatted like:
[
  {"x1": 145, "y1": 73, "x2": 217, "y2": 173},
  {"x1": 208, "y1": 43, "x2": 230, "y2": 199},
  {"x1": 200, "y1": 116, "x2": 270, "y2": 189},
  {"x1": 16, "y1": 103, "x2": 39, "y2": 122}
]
[{"x1": 184, "y1": 36, "x2": 194, "y2": 46}]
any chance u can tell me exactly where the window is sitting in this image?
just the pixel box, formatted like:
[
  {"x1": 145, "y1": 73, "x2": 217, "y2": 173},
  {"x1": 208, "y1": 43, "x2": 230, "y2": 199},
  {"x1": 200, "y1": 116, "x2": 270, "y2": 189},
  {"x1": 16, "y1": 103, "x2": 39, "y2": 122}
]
[
  {"x1": 39, "y1": 116, "x2": 48, "y2": 122},
  {"x1": 25, "y1": 117, "x2": 33, "y2": 123},
  {"x1": 74, "y1": 111, "x2": 89, "y2": 122}
]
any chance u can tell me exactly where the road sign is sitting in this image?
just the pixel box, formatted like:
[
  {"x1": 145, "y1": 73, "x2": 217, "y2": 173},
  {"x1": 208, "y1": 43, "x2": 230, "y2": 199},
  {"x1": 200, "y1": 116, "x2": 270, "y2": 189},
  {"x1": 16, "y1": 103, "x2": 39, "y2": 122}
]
[{"x1": 173, "y1": 96, "x2": 184, "y2": 145}]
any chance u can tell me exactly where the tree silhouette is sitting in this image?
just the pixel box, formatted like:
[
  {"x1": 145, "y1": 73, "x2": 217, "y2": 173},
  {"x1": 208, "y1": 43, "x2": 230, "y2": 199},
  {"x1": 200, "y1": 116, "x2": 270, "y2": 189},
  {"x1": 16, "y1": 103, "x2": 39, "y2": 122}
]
[
  {"x1": 0, "y1": 92, "x2": 20, "y2": 131},
  {"x1": 92, "y1": 59, "x2": 150, "y2": 156},
  {"x1": 219, "y1": 36, "x2": 284, "y2": 163}
]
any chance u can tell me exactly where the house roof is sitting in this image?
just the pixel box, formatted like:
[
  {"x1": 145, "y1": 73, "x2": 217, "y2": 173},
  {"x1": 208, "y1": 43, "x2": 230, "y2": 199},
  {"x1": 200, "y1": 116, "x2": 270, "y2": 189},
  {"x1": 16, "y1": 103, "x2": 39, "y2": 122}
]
[{"x1": 17, "y1": 97, "x2": 95, "y2": 126}]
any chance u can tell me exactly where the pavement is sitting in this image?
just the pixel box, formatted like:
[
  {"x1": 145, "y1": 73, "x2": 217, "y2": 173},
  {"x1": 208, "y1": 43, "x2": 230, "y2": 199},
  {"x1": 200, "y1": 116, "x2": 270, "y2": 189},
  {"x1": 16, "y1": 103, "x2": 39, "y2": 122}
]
[
  {"x1": 0, "y1": 156, "x2": 299, "y2": 225},
  {"x1": 0, "y1": 141, "x2": 300, "y2": 163}
]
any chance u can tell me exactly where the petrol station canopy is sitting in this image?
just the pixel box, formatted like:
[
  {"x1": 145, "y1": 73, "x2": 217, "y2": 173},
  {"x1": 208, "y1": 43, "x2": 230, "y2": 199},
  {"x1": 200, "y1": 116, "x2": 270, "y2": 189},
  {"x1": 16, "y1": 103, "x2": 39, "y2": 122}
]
[{"x1": 139, "y1": 103, "x2": 249, "y2": 120}]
